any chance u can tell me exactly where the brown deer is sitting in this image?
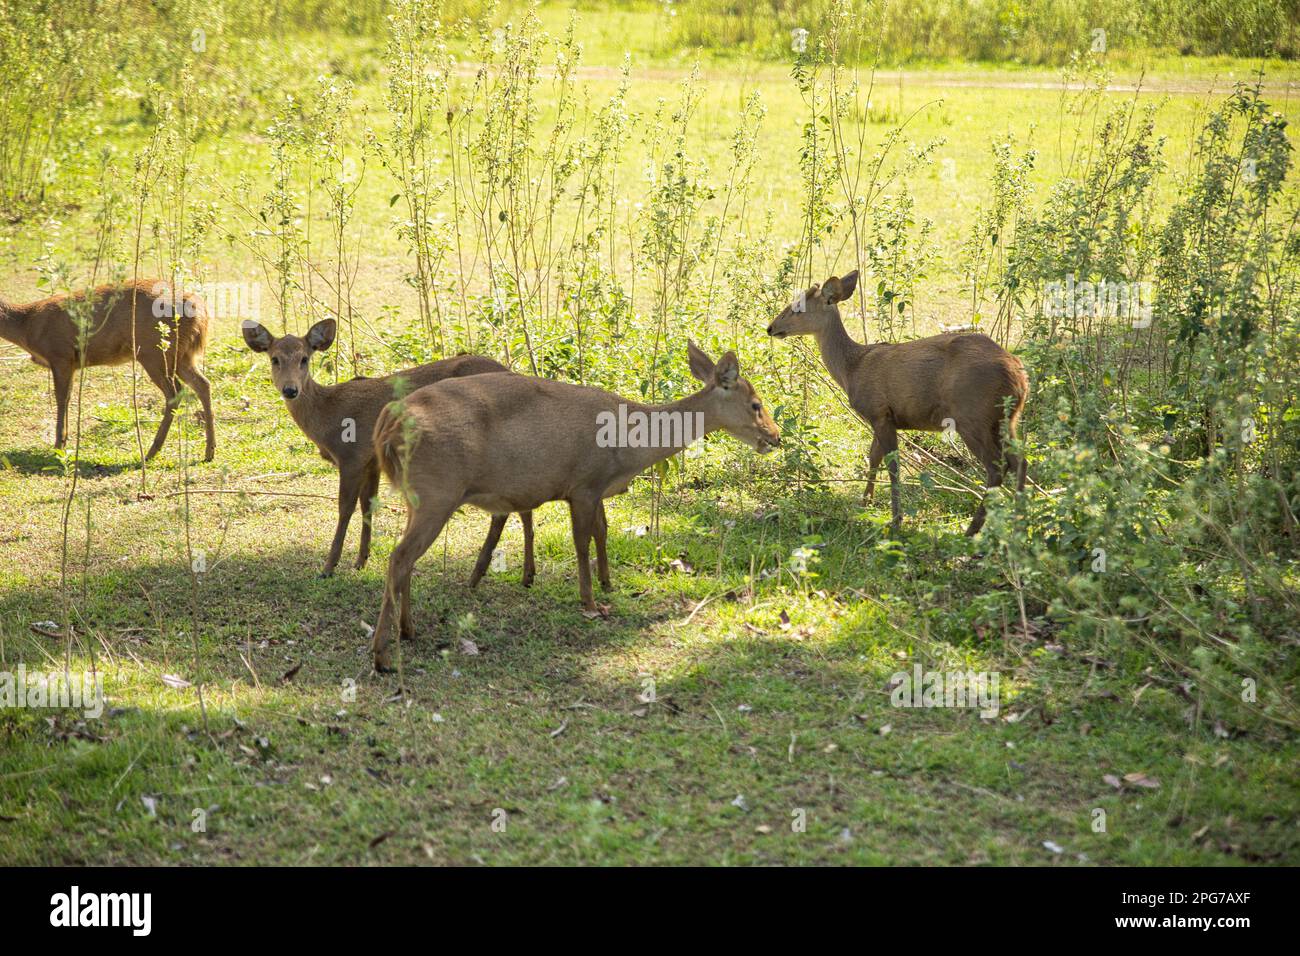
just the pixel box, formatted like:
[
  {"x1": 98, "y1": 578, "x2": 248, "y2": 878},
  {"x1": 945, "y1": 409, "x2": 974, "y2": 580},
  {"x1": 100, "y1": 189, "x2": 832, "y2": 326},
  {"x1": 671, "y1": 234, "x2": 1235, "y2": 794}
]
[
  {"x1": 0, "y1": 280, "x2": 215, "y2": 461},
  {"x1": 242, "y1": 317, "x2": 536, "y2": 580},
  {"x1": 368, "y1": 341, "x2": 780, "y2": 671},
  {"x1": 767, "y1": 271, "x2": 1028, "y2": 536}
]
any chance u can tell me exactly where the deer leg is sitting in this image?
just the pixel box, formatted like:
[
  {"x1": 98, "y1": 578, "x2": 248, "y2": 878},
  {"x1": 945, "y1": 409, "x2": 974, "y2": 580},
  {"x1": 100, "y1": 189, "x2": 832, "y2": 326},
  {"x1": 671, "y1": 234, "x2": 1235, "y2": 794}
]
[
  {"x1": 469, "y1": 514, "x2": 508, "y2": 589},
  {"x1": 177, "y1": 364, "x2": 216, "y2": 462},
  {"x1": 354, "y1": 461, "x2": 381, "y2": 571},
  {"x1": 50, "y1": 362, "x2": 73, "y2": 450},
  {"x1": 875, "y1": 424, "x2": 901, "y2": 535},
  {"x1": 373, "y1": 500, "x2": 454, "y2": 672},
  {"x1": 594, "y1": 501, "x2": 612, "y2": 591},
  {"x1": 1004, "y1": 420, "x2": 1026, "y2": 493},
  {"x1": 863, "y1": 436, "x2": 883, "y2": 502},
  {"x1": 960, "y1": 423, "x2": 1003, "y2": 537},
  {"x1": 322, "y1": 466, "x2": 362, "y2": 577},
  {"x1": 143, "y1": 375, "x2": 179, "y2": 461},
  {"x1": 568, "y1": 497, "x2": 599, "y2": 612},
  {"x1": 1004, "y1": 448, "x2": 1026, "y2": 494},
  {"x1": 520, "y1": 510, "x2": 535, "y2": 588}
]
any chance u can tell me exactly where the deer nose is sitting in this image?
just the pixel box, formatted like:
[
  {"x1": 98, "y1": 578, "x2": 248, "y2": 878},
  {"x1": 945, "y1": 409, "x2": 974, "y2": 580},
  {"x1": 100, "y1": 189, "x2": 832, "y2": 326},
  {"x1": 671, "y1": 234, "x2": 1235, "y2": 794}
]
[
  {"x1": 766, "y1": 323, "x2": 775, "y2": 336},
  {"x1": 281, "y1": 385, "x2": 299, "y2": 399}
]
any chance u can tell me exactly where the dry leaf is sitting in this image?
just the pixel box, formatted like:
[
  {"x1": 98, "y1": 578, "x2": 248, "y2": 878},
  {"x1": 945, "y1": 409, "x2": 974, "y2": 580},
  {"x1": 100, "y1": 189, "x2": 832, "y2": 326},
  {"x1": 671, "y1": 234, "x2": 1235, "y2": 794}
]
[{"x1": 1123, "y1": 772, "x2": 1161, "y2": 789}]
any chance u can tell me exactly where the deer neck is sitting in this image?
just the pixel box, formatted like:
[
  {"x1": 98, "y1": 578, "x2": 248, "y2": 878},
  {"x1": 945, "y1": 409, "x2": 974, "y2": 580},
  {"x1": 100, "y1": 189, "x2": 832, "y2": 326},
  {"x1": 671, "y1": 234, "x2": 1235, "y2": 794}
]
[
  {"x1": 615, "y1": 389, "x2": 718, "y2": 474},
  {"x1": 285, "y1": 374, "x2": 333, "y2": 440},
  {"x1": 814, "y1": 312, "x2": 866, "y2": 392}
]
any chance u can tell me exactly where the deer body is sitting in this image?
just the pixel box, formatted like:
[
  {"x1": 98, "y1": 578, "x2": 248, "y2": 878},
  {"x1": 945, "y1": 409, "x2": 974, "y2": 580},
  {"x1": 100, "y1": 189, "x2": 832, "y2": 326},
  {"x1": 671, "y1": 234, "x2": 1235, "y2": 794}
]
[
  {"x1": 769, "y1": 271, "x2": 1028, "y2": 536},
  {"x1": 243, "y1": 318, "x2": 535, "y2": 579},
  {"x1": 368, "y1": 342, "x2": 780, "y2": 671},
  {"x1": 0, "y1": 280, "x2": 215, "y2": 461}
]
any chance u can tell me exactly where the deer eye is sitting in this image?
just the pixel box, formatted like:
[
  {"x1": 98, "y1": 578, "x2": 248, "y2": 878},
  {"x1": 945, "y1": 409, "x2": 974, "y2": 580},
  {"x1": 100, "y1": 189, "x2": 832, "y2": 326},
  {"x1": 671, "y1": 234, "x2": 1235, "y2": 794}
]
[
  {"x1": 751, "y1": 402, "x2": 761, "y2": 412},
  {"x1": 271, "y1": 357, "x2": 279, "y2": 367},
  {"x1": 300, "y1": 357, "x2": 309, "y2": 367}
]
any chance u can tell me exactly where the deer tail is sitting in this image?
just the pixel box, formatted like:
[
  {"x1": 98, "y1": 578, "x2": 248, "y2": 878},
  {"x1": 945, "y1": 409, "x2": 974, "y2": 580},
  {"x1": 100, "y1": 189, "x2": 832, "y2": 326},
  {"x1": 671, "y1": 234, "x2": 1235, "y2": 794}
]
[
  {"x1": 187, "y1": 292, "x2": 211, "y2": 356},
  {"x1": 373, "y1": 401, "x2": 407, "y2": 488}
]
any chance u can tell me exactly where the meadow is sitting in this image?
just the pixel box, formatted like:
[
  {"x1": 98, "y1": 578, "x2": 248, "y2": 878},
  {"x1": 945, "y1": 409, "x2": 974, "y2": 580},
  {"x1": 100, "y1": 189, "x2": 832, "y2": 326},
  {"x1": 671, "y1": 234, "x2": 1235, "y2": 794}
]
[{"x1": 0, "y1": 0, "x2": 1297, "y2": 865}]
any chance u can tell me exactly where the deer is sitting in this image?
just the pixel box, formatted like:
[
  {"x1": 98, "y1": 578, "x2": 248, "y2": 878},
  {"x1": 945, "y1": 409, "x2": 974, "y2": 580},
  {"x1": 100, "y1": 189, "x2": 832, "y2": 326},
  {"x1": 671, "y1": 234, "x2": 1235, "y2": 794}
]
[
  {"x1": 367, "y1": 341, "x2": 781, "y2": 671},
  {"x1": 0, "y1": 280, "x2": 215, "y2": 461},
  {"x1": 241, "y1": 317, "x2": 537, "y2": 580},
  {"x1": 767, "y1": 271, "x2": 1028, "y2": 536}
]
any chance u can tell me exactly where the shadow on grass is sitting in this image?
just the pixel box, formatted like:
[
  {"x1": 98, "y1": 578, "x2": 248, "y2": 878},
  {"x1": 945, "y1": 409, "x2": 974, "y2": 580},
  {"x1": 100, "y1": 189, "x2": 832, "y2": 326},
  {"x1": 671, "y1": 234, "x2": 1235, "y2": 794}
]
[
  {"x1": 3, "y1": 521, "x2": 1291, "y2": 866},
  {"x1": 0, "y1": 444, "x2": 146, "y2": 477}
]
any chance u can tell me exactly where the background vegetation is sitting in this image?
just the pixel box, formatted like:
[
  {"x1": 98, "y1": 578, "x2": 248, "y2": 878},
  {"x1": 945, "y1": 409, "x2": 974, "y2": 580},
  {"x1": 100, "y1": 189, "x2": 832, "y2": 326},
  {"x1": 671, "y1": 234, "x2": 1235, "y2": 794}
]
[{"x1": 0, "y1": 0, "x2": 1296, "y2": 864}]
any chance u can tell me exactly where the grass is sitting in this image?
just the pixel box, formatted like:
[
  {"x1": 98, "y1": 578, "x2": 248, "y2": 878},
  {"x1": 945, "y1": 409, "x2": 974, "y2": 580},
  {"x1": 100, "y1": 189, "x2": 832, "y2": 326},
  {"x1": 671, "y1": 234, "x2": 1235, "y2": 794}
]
[
  {"x1": 0, "y1": 346, "x2": 1295, "y2": 865},
  {"x1": 0, "y1": 2, "x2": 1297, "y2": 865},
  {"x1": 4, "y1": 10, "x2": 1299, "y2": 325}
]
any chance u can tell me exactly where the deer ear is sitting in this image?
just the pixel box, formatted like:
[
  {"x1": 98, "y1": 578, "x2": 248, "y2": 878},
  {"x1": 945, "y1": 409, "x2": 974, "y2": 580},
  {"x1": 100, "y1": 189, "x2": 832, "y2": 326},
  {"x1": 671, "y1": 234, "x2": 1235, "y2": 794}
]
[
  {"x1": 687, "y1": 340, "x2": 715, "y2": 383},
  {"x1": 714, "y1": 351, "x2": 739, "y2": 390},
  {"x1": 821, "y1": 275, "x2": 842, "y2": 303},
  {"x1": 242, "y1": 320, "x2": 273, "y2": 353},
  {"x1": 306, "y1": 319, "x2": 336, "y2": 352},
  {"x1": 838, "y1": 270, "x2": 859, "y2": 301}
]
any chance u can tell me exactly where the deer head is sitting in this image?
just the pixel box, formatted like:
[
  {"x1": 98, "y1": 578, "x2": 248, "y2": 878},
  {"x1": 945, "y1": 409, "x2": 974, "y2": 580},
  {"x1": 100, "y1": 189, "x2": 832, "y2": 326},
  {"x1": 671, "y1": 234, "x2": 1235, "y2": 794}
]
[
  {"x1": 242, "y1": 319, "x2": 336, "y2": 400},
  {"x1": 686, "y1": 340, "x2": 781, "y2": 454},
  {"x1": 766, "y1": 271, "x2": 859, "y2": 339}
]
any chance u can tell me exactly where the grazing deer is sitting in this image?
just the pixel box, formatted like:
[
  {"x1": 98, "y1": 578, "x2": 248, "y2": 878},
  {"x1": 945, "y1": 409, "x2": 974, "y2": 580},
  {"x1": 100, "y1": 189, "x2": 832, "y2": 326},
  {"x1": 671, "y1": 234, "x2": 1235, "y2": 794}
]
[
  {"x1": 767, "y1": 271, "x2": 1028, "y2": 536},
  {"x1": 0, "y1": 280, "x2": 215, "y2": 461},
  {"x1": 242, "y1": 317, "x2": 535, "y2": 580},
  {"x1": 367, "y1": 341, "x2": 780, "y2": 671}
]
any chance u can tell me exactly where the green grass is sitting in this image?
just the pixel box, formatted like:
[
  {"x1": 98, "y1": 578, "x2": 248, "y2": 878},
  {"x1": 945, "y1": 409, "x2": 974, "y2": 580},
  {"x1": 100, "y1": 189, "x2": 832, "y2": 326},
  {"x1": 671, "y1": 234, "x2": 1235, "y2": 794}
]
[
  {"x1": 0, "y1": 4, "x2": 1297, "y2": 865},
  {"x1": 0, "y1": 344, "x2": 1295, "y2": 865}
]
